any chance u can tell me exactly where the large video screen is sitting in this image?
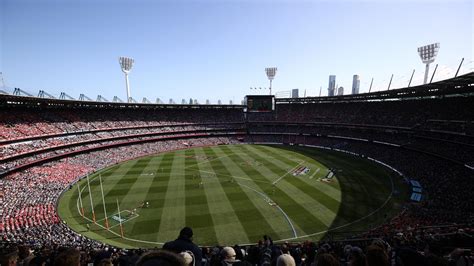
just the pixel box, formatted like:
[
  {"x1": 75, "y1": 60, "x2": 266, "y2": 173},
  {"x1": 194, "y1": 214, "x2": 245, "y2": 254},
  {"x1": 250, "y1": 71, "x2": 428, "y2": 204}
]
[{"x1": 245, "y1": 95, "x2": 275, "y2": 112}]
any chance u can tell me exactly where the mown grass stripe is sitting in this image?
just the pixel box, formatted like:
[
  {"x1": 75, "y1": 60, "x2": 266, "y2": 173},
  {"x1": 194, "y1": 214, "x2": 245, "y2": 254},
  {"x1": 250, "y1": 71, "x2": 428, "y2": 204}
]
[
  {"x1": 240, "y1": 145, "x2": 339, "y2": 226},
  {"x1": 126, "y1": 155, "x2": 165, "y2": 240},
  {"x1": 193, "y1": 147, "x2": 250, "y2": 245},
  {"x1": 278, "y1": 146, "x2": 396, "y2": 230},
  {"x1": 208, "y1": 145, "x2": 286, "y2": 242},
  {"x1": 70, "y1": 161, "x2": 132, "y2": 222},
  {"x1": 214, "y1": 145, "x2": 303, "y2": 239},
  {"x1": 252, "y1": 145, "x2": 343, "y2": 203},
  {"x1": 111, "y1": 157, "x2": 154, "y2": 211},
  {"x1": 81, "y1": 158, "x2": 151, "y2": 221},
  {"x1": 101, "y1": 157, "x2": 153, "y2": 203},
  {"x1": 221, "y1": 145, "x2": 325, "y2": 235},
  {"x1": 258, "y1": 145, "x2": 329, "y2": 179},
  {"x1": 131, "y1": 152, "x2": 175, "y2": 242},
  {"x1": 97, "y1": 156, "x2": 154, "y2": 237},
  {"x1": 58, "y1": 144, "x2": 405, "y2": 248},
  {"x1": 157, "y1": 151, "x2": 186, "y2": 242},
  {"x1": 184, "y1": 148, "x2": 218, "y2": 245}
]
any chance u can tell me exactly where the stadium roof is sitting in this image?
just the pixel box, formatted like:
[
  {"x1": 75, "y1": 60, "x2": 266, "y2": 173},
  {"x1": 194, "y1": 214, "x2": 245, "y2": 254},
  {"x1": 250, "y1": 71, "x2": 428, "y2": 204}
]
[
  {"x1": 0, "y1": 72, "x2": 473, "y2": 108},
  {"x1": 0, "y1": 93, "x2": 244, "y2": 109},
  {"x1": 276, "y1": 71, "x2": 474, "y2": 103}
]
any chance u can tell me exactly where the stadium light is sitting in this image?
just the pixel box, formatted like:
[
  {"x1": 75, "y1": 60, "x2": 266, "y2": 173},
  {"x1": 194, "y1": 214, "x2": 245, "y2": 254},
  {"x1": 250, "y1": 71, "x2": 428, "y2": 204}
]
[
  {"x1": 265, "y1": 67, "x2": 277, "y2": 95},
  {"x1": 119, "y1": 56, "x2": 134, "y2": 102},
  {"x1": 417, "y1": 43, "x2": 440, "y2": 84}
]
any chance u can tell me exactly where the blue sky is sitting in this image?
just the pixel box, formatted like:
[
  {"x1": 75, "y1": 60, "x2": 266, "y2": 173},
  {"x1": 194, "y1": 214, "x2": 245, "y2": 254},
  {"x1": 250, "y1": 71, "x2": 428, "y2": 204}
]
[{"x1": 1, "y1": 0, "x2": 472, "y2": 103}]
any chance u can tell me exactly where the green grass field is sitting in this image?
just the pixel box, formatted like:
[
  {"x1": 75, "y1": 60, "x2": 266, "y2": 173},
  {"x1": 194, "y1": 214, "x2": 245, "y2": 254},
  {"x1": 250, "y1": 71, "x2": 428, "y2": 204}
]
[{"x1": 57, "y1": 144, "x2": 408, "y2": 248}]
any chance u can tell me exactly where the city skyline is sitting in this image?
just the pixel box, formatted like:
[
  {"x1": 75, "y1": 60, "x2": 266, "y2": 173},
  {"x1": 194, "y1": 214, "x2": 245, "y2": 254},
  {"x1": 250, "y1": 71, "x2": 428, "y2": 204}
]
[{"x1": 0, "y1": 0, "x2": 472, "y2": 103}]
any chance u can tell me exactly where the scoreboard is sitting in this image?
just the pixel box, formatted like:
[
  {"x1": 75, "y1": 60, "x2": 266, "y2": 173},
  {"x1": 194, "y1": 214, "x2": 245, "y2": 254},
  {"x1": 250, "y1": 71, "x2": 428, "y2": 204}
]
[{"x1": 245, "y1": 95, "x2": 275, "y2": 112}]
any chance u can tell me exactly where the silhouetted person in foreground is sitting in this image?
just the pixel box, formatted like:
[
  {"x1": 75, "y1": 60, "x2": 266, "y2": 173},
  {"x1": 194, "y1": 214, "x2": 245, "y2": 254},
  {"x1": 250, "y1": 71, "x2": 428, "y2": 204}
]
[
  {"x1": 163, "y1": 227, "x2": 203, "y2": 266},
  {"x1": 136, "y1": 250, "x2": 186, "y2": 266}
]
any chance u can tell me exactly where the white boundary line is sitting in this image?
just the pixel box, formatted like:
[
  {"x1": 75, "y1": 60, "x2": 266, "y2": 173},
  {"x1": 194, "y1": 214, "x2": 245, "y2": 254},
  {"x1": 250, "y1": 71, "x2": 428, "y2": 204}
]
[
  {"x1": 109, "y1": 212, "x2": 140, "y2": 229},
  {"x1": 96, "y1": 210, "x2": 138, "y2": 223},
  {"x1": 189, "y1": 149, "x2": 297, "y2": 237},
  {"x1": 76, "y1": 180, "x2": 167, "y2": 245},
  {"x1": 275, "y1": 171, "x2": 394, "y2": 242},
  {"x1": 272, "y1": 161, "x2": 305, "y2": 185},
  {"x1": 237, "y1": 182, "x2": 298, "y2": 238},
  {"x1": 190, "y1": 169, "x2": 271, "y2": 184},
  {"x1": 71, "y1": 144, "x2": 398, "y2": 247},
  {"x1": 183, "y1": 154, "x2": 234, "y2": 169},
  {"x1": 308, "y1": 168, "x2": 320, "y2": 179}
]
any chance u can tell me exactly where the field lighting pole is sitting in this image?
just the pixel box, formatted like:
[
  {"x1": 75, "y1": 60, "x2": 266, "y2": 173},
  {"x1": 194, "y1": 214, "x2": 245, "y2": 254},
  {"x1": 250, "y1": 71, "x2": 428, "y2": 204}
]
[
  {"x1": 417, "y1": 43, "x2": 440, "y2": 84},
  {"x1": 265, "y1": 67, "x2": 277, "y2": 95},
  {"x1": 119, "y1": 57, "x2": 134, "y2": 102}
]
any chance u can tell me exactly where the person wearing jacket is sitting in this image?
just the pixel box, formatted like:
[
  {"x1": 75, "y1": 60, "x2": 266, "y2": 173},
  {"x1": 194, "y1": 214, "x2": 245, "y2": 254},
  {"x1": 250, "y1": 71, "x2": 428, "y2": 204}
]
[{"x1": 163, "y1": 227, "x2": 203, "y2": 266}]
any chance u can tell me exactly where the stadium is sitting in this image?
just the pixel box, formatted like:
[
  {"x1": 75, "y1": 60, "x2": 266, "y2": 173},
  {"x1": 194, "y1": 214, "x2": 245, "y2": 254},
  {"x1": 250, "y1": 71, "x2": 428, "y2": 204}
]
[
  {"x1": 1, "y1": 1, "x2": 473, "y2": 265},
  {"x1": 1, "y1": 71, "x2": 473, "y2": 264}
]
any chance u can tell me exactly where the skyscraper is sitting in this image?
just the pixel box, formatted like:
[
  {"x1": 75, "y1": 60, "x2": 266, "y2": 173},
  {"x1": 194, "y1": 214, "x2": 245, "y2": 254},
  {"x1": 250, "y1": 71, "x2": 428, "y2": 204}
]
[
  {"x1": 292, "y1": 89, "x2": 299, "y2": 98},
  {"x1": 337, "y1": 86, "x2": 344, "y2": 96},
  {"x1": 328, "y1": 75, "x2": 336, "y2": 96},
  {"x1": 352, "y1": 75, "x2": 360, "y2": 95}
]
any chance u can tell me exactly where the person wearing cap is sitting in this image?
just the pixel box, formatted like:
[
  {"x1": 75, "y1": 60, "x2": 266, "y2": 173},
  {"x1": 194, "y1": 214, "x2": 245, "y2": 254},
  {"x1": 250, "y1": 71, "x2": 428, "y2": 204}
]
[{"x1": 163, "y1": 227, "x2": 202, "y2": 266}]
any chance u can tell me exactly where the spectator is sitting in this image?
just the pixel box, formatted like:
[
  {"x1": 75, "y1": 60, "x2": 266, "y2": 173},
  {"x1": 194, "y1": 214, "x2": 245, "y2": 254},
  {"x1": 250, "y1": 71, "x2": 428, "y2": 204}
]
[
  {"x1": 163, "y1": 227, "x2": 202, "y2": 266},
  {"x1": 276, "y1": 254, "x2": 295, "y2": 266},
  {"x1": 0, "y1": 247, "x2": 18, "y2": 266},
  {"x1": 365, "y1": 245, "x2": 389, "y2": 266},
  {"x1": 220, "y1": 247, "x2": 237, "y2": 265},
  {"x1": 179, "y1": 251, "x2": 194, "y2": 266},
  {"x1": 347, "y1": 246, "x2": 365, "y2": 266},
  {"x1": 135, "y1": 250, "x2": 186, "y2": 266},
  {"x1": 313, "y1": 253, "x2": 339, "y2": 266},
  {"x1": 53, "y1": 248, "x2": 80, "y2": 266}
]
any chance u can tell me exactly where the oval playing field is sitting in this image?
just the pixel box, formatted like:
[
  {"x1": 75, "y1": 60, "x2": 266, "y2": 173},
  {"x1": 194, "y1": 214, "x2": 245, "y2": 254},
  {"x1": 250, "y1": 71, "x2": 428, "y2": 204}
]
[{"x1": 57, "y1": 144, "x2": 407, "y2": 248}]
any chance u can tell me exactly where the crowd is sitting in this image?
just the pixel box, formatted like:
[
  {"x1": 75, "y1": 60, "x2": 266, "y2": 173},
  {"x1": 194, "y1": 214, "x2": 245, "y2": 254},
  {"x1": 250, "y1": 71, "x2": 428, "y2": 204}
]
[
  {"x1": 273, "y1": 97, "x2": 474, "y2": 129},
  {"x1": 0, "y1": 97, "x2": 473, "y2": 265},
  {"x1": 0, "y1": 124, "x2": 244, "y2": 173},
  {"x1": 247, "y1": 134, "x2": 474, "y2": 227},
  {"x1": 0, "y1": 137, "x2": 239, "y2": 245},
  {"x1": 0, "y1": 108, "x2": 244, "y2": 140},
  {"x1": 247, "y1": 122, "x2": 474, "y2": 165},
  {"x1": 1, "y1": 226, "x2": 472, "y2": 266},
  {"x1": 0, "y1": 124, "x2": 241, "y2": 159}
]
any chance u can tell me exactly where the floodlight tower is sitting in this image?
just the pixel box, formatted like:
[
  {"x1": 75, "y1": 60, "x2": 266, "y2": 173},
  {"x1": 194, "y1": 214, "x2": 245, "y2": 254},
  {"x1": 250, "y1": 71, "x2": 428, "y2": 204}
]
[
  {"x1": 119, "y1": 56, "x2": 134, "y2": 102},
  {"x1": 417, "y1": 43, "x2": 440, "y2": 84},
  {"x1": 265, "y1": 67, "x2": 277, "y2": 95}
]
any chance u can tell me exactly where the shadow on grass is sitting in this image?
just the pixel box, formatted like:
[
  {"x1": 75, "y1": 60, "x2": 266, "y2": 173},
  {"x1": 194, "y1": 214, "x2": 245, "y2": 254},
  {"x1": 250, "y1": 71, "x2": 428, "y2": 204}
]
[{"x1": 264, "y1": 144, "x2": 407, "y2": 241}]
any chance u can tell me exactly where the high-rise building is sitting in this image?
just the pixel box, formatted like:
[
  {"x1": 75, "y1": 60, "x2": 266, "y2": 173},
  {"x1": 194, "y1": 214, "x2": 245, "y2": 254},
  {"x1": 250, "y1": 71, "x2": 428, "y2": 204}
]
[
  {"x1": 352, "y1": 75, "x2": 360, "y2": 94},
  {"x1": 328, "y1": 75, "x2": 336, "y2": 96},
  {"x1": 292, "y1": 89, "x2": 299, "y2": 98},
  {"x1": 337, "y1": 86, "x2": 344, "y2": 96}
]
